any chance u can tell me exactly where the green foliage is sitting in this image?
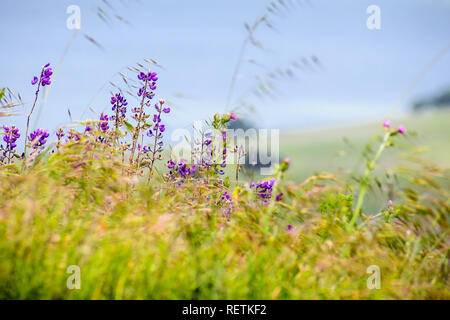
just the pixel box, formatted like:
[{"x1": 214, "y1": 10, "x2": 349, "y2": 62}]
[{"x1": 0, "y1": 138, "x2": 448, "y2": 299}]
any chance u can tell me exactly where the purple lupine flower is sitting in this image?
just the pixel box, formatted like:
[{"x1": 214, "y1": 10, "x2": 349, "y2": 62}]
[
  {"x1": 398, "y1": 125, "x2": 406, "y2": 135},
  {"x1": 41, "y1": 69, "x2": 52, "y2": 86},
  {"x1": 275, "y1": 192, "x2": 284, "y2": 201},
  {"x1": 111, "y1": 93, "x2": 127, "y2": 119},
  {"x1": 153, "y1": 114, "x2": 161, "y2": 123},
  {"x1": 144, "y1": 98, "x2": 170, "y2": 164},
  {"x1": 167, "y1": 159, "x2": 176, "y2": 169},
  {"x1": 2, "y1": 125, "x2": 20, "y2": 151},
  {"x1": 177, "y1": 159, "x2": 192, "y2": 177},
  {"x1": 135, "y1": 71, "x2": 171, "y2": 172},
  {"x1": 1, "y1": 125, "x2": 21, "y2": 163},
  {"x1": 219, "y1": 132, "x2": 227, "y2": 169},
  {"x1": 383, "y1": 120, "x2": 391, "y2": 129},
  {"x1": 217, "y1": 191, "x2": 232, "y2": 205},
  {"x1": 99, "y1": 113, "x2": 109, "y2": 132},
  {"x1": 286, "y1": 225, "x2": 293, "y2": 232},
  {"x1": 29, "y1": 128, "x2": 49, "y2": 148},
  {"x1": 67, "y1": 129, "x2": 80, "y2": 142},
  {"x1": 3, "y1": 125, "x2": 21, "y2": 148},
  {"x1": 254, "y1": 178, "x2": 276, "y2": 201},
  {"x1": 137, "y1": 70, "x2": 158, "y2": 96},
  {"x1": 166, "y1": 158, "x2": 198, "y2": 180},
  {"x1": 137, "y1": 72, "x2": 145, "y2": 80},
  {"x1": 55, "y1": 128, "x2": 65, "y2": 143},
  {"x1": 85, "y1": 125, "x2": 93, "y2": 133},
  {"x1": 31, "y1": 63, "x2": 53, "y2": 88}
]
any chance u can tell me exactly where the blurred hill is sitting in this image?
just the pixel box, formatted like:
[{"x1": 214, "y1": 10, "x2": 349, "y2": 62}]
[
  {"x1": 413, "y1": 86, "x2": 450, "y2": 111},
  {"x1": 281, "y1": 109, "x2": 450, "y2": 182}
]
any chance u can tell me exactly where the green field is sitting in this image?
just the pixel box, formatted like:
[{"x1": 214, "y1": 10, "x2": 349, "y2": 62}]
[
  {"x1": 1, "y1": 110, "x2": 449, "y2": 299},
  {"x1": 281, "y1": 110, "x2": 450, "y2": 182}
]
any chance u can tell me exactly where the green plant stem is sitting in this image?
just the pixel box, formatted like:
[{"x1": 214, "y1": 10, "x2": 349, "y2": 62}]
[
  {"x1": 349, "y1": 132, "x2": 390, "y2": 228},
  {"x1": 23, "y1": 77, "x2": 43, "y2": 169},
  {"x1": 268, "y1": 169, "x2": 283, "y2": 214},
  {"x1": 129, "y1": 79, "x2": 148, "y2": 166}
]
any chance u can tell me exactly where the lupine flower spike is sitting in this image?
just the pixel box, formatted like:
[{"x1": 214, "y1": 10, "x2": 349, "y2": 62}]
[
  {"x1": 29, "y1": 128, "x2": 49, "y2": 149},
  {"x1": 1, "y1": 125, "x2": 20, "y2": 164},
  {"x1": 24, "y1": 63, "x2": 53, "y2": 164}
]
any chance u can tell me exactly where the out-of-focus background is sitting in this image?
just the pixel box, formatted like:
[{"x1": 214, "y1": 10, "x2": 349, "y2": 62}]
[{"x1": 1, "y1": 0, "x2": 449, "y2": 181}]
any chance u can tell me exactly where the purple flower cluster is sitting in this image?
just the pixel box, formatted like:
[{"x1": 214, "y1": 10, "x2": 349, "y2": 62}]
[
  {"x1": 3, "y1": 125, "x2": 20, "y2": 149},
  {"x1": 167, "y1": 158, "x2": 197, "y2": 179},
  {"x1": 128, "y1": 70, "x2": 163, "y2": 166},
  {"x1": 31, "y1": 63, "x2": 53, "y2": 87},
  {"x1": 197, "y1": 132, "x2": 214, "y2": 168},
  {"x1": 137, "y1": 71, "x2": 158, "y2": 98},
  {"x1": 1, "y1": 125, "x2": 20, "y2": 163},
  {"x1": 55, "y1": 128, "x2": 65, "y2": 149},
  {"x1": 275, "y1": 192, "x2": 284, "y2": 201},
  {"x1": 250, "y1": 178, "x2": 276, "y2": 200},
  {"x1": 111, "y1": 93, "x2": 128, "y2": 120},
  {"x1": 56, "y1": 128, "x2": 65, "y2": 140},
  {"x1": 100, "y1": 113, "x2": 109, "y2": 132},
  {"x1": 145, "y1": 99, "x2": 171, "y2": 166},
  {"x1": 29, "y1": 128, "x2": 49, "y2": 148},
  {"x1": 218, "y1": 191, "x2": 232, "y2": 205},
  {"x1": 67, "y1": 129, "x2": 80, "y2": 142},
  {"x1": 217, "y1": 191, "x2": 233, "y2": 219},
  {"x1": 221, "y1": 131, "x2": 227, "y2": 169}
]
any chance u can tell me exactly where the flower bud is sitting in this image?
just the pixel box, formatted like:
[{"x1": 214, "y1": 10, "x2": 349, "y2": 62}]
[
  {"x1": 222, "y1": 112, "x2": 232, "y2": 122},
  {"x1": 279, "y1": 157, "x2": 291, "y2": 172}
]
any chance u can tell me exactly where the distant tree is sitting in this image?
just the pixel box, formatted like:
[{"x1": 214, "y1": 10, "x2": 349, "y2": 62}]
[{"x1": 413, "y1": 87, "x2": 450, "y2": 111}]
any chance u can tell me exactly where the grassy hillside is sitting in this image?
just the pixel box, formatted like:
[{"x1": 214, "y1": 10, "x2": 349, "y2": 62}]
[
  {"x1": 281, "y1": 110, "x2": 450, "y2": 182},
  {"x1": 1, "y1": 63, "x2": 449, "y2": 299},
  {"x1": 1, "y1": 111, "x2": 449, "y2": 299}
]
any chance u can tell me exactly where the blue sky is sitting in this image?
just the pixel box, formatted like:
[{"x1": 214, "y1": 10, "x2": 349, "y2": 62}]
[{"x1": 1, "y1": 0, "x2": 450, "y2": 134}]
